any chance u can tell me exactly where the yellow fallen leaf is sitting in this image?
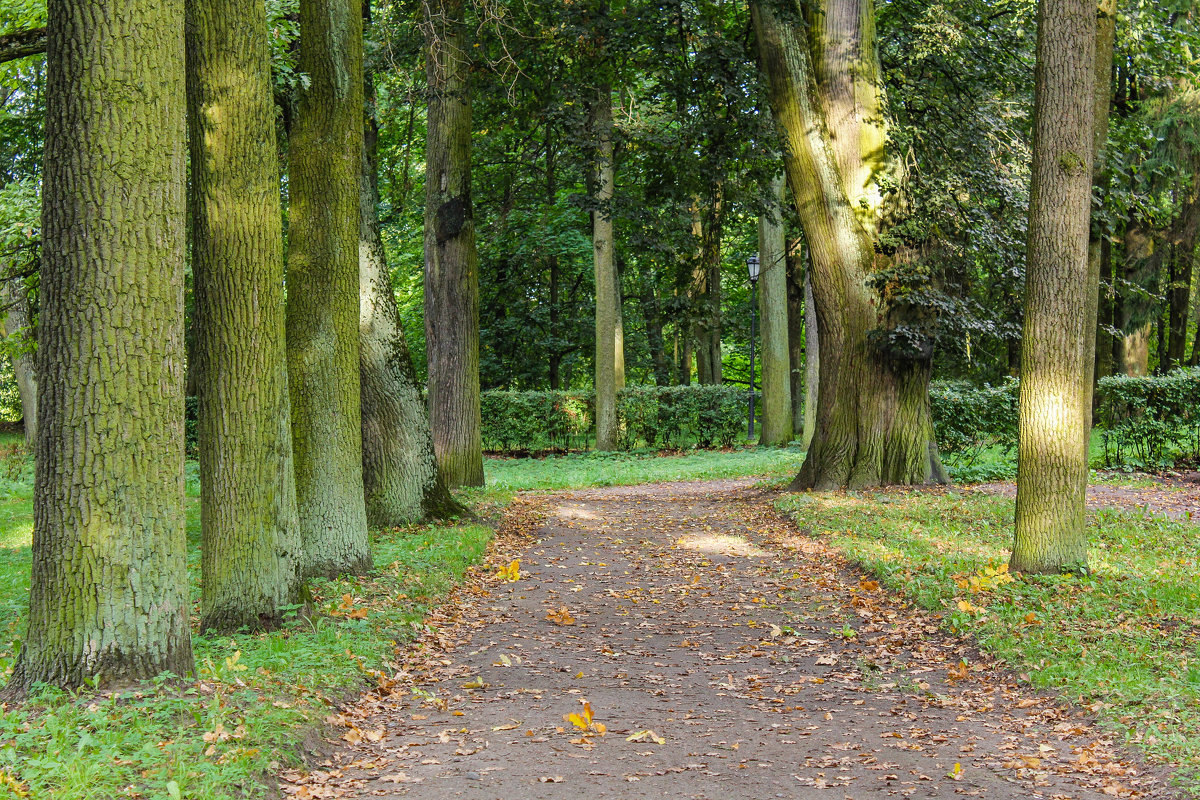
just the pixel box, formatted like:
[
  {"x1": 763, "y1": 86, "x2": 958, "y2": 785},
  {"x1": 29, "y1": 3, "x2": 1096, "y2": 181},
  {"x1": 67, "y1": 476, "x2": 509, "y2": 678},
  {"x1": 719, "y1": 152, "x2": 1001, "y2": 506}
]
[
  {"x1": 461, "y1": 677, "x2": 489, "y2": 690},
  {"x1": 492, "y1": 721, "x2": 521, "y2": 731}
]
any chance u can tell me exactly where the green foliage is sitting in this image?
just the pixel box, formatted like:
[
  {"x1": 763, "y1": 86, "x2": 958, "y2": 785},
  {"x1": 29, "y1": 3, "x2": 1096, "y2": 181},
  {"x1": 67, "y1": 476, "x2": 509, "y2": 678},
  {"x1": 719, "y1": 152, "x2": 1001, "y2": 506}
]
[
  {"x1": 1096, "y1": 368, "x2": 1200, "y2": 469},
  {"x1": 929, "y1": 379, "x2": 1019, "y2": 480},
  {"x1": 479, "y1": 384, "x2": 755, "y2": 453},
  {"x1": 778, "y1": 490, "x2": 1200, "y2": 791}
]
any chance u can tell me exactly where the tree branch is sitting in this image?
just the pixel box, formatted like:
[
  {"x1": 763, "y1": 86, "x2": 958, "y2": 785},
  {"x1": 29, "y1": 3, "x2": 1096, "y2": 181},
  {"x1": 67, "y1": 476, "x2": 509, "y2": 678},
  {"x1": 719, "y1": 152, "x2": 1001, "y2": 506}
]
[{"x1": 0, "y1": 27, "x2": 46, "y2": 65}]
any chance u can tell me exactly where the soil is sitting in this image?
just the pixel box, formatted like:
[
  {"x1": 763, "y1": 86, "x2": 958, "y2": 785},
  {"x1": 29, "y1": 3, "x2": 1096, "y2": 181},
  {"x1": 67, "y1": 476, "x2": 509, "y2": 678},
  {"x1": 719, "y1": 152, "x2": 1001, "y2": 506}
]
[{"x1": 281, "y1": 480, "x2": 1177, "y2": 800}]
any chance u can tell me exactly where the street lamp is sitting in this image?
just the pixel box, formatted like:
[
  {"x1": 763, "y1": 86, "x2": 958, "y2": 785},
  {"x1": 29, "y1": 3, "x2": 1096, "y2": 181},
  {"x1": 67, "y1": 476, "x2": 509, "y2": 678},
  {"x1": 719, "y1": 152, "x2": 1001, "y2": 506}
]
[{"x1": 746, "y1": 254, "x2": 760, "y2": 441}]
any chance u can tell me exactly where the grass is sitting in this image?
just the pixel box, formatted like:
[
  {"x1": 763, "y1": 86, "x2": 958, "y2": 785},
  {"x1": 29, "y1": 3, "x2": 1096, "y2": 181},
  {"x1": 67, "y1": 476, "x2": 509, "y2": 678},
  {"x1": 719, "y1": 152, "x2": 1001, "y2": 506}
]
[
  {"x1": 778, "y1": 488, "x2": 1200, "y2": 793},
  {"x1": 477, "y1": 444, "x2": 807, "y2": 493},
  {"x1": 0, "y1": 446, "x2": 493, "y2": 800}
]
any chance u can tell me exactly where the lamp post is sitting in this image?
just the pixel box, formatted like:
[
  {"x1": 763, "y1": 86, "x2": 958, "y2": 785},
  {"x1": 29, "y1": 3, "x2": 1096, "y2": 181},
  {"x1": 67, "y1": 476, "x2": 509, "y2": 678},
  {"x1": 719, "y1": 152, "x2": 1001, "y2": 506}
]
[{"x1": 747, "y1": 254, "x2": 760, "y2": 441}]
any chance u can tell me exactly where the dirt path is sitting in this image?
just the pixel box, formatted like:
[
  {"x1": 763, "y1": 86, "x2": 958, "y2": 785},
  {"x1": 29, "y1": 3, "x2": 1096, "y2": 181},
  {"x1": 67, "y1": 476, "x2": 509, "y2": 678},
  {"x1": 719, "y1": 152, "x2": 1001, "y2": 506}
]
[
  {"x1": 974, "y1": 476, "x2": 1200, "y2": 523},
  {"x1": 283, "y1": 480, "x2": 1173, "y2": 799}
]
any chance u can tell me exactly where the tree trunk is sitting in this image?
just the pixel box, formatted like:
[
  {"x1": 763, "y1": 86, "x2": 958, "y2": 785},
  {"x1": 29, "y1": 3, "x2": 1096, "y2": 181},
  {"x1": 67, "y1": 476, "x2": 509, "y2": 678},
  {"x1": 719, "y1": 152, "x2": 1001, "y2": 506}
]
[
  {"x1": 360, "y1": 65, "x2": 460, "y2": 526},
  {"x1": 1011, "y1": 0, "x2": 1096, "y2": 575},
  {"x1": 1, "y1": 279, "x2": 36, "y2": 446},
  {"x1": 287, "y1": 0, "x2": 371, "y2": 578},
  {"x1": 13, "y1": 0, "x2": 193, "y2": 691},
  {"x1": 641, "y1": 281, "x2": 672, "y2": 386},
  {"x1": 785, "y1": 239, "x2": 806, "y2": 438},
  {"x1": 758, "y1": 171, "x2": 793, "y2": 446},
  {"x1": 803, "y1": 273, "x2": 819, "y2": 450},
  {"x1": 752, "y1": 0, "x2": 944, "y2": 490},
  {"x1": 423, "y1": 0, "x2": 484, "y2": 486},
  {"x1": 1167, "y1": 245, "x2": 1192, "y2": 370},
  {"x1": 691, "y1": 196, "x2": 723, "y2": 385},
  {"x1": 592, "y1": 81, "x2": 620, "y2": 450},
  {"x1": 187, "y1": 0, "x2": 303, "y2": 630},
  {"x1": 1094, "y1": 238, "x2": 1115, "y2": 382}
]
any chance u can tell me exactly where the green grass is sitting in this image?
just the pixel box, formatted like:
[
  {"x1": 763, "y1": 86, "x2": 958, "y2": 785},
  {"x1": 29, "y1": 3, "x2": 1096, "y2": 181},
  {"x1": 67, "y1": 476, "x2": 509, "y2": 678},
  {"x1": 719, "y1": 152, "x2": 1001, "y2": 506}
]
[
  {"x1": 778, "y1": 489, "x2": 1200, "y2": 793},
  {"x1": 478, "y1": 444, "x2": 807, "y2": 493},
  {"x1": 0, "y1": 448, "x2": 493, "y2": 800}
]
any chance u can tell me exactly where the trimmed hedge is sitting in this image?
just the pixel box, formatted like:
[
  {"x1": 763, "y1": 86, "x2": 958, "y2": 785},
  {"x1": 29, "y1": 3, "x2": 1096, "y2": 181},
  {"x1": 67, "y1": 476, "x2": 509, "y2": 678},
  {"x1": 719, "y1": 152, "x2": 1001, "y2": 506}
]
[
  {"x1": 1095, "y1": 368, "x2": 1200, "y2": 468},
  {"x1": 480, "y1": 385, "x2": 755, "y2": 453},
  {"x1": 929, "y1": 379, "x2": 1019, "y2": 474}
]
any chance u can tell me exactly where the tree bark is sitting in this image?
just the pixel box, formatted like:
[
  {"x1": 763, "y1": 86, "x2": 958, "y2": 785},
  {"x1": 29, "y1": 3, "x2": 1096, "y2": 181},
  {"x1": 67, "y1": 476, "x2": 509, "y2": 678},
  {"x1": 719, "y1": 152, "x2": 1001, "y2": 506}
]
[
  {"x1": 12, "y1": 0, "x2": 193, "y2": 691},
  {"x1": 423, "y1": 0, "x2": 484, "y2": 485},
  {"x1": 360, "y1": 66, "x2": 460, "y2": 525},
  {"x1": 1, "y1": 279, "x2": 36, "y2": 446},
  {"x1": 187, "y1": 0, "x2": 303, "y2": 630},
  {"x1": 752, "y1": 0, "x2": 944, "y2": 489},
  {"x1": 758, "y1": 171, "x2": 793, "y2": 446},
  {"x1": 592, "y1": 81, "x2": 620, "y2": 451},
  {"x1": 785, "y1": 238, "x2": 806, "y2": 438},
  {"x1": 1012, "y1": 0, "x2": 1096, "y2": 575},
  {"x1": 803, "y1": 272, "x2": 819, "y2": 449},
  {"x1": 1167, "y1": 245, "x2": 1192, "y2": 369},
  {"x1": 287, "y1": 0, "x2": 371, "y2": 578}
]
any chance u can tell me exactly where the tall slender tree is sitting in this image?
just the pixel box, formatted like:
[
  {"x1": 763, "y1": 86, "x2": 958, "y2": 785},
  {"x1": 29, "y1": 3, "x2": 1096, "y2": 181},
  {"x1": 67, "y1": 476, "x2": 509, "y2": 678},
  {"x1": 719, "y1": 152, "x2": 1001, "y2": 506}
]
[
  {"x1": 287, "y1": 0, "x2": 371, "y2": 577},
  {"x1": 1011, "y1": 0, "x2": 1096, "y2": 574},
  {"x1": 187, "y1": 0, "x2": 303, "y2": 630},
  {"x1": 758, "y1": 170, "x2": 792, "y2": 445},
  {"x1": 593, "y1": 80, "x2": 621, "y2": 451},
  {"x1": 12, "y1": 0, "x2": 193, "y2": 690},
  {"x1": 752, "y1": 0, "x2": 946, "y2": 489},
  {"x1": 423, "y1": 0, "x2": 484, "y2": 486},
  {"x1": 1, "y1": 279, "x2": 36, "y2": 446}
]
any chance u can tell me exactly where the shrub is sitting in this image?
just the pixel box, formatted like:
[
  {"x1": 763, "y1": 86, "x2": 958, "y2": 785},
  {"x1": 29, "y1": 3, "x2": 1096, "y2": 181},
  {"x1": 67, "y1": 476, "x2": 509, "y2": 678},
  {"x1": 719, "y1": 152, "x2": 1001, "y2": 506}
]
[
  {"x1": 480, "y1": 384, "x2": 755, "y2": 454},
  {"x1": 1095, "y1": 368, "x2": 1200, "y2": 469},
  {"x1": 929, "y1": 379, "x2": 1019, "y2": 472}
]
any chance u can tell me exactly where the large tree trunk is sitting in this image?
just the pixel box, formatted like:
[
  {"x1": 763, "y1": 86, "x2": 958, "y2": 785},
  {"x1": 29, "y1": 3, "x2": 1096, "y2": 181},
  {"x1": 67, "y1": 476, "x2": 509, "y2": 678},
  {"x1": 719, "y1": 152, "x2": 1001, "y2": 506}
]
[
  {"x1": 12, "y1": 0, "x2": 193, "y2": 691},
  {"x1": 188, "y1": 0, "x2": 303, "y2": 630},
  {"x1": 1, "y1": 279, "x2": 36, "y2": 446},
  {"x1": 1011, "y1": 0, "x2": 1096, "y2": 575},
  {"x1": 287, "y1": 0, "x2": 371, "y2": 578},
  {"x1": 423, "y1": 0, "x2": 484, "y2": 486},
  {"x1": 758, "y1": 171, "x2": 793, "y2": 446},
  {"x1": 752, "y1": 0, "x2": 944, "y2": 490},
  {"x1": 360, "y1": 66, "x2": 460, "y2": 525},
  {"x1": 785, "y1": 239, "x2": 806, "y2": 439},
  {"x1": 592, "y1": 81, "x2": 620, "y2": 450}
]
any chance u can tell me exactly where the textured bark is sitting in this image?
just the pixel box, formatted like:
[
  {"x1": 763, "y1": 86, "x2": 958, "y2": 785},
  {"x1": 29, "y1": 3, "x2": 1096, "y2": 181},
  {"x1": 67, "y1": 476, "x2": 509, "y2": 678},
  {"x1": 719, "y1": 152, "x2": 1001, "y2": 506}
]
[
  {"x1": 785, "y1": 239, "x2": 806, "y2": 438},
  {"x1": 187, "y1": 0, "x2": 303, "y2": 631},
  {"x1": 752, "y1": 0, "x2": 943, "y2": 489},
  {"x1": 758, "y1": 171, "x2": 793, "y2": 446},
  {"x1": 1012, "y1": 0, "x2": 1096, "y2": 575},
  {"x1": 592, "y1": 82, "x2": 620, "y2": 450},
  {"x1": 13, "y1": 0, "x2": 193, "y2": 691},
  {"x1": 360, "y1": 77, "x2": 460, "y2": 525},
  {"x1": 803, "y1": 273, "x2": 819, "y2": 449},
  {"x1": 287, "y1": 0, "x2": 371, "y2": 578},
  {"x1": 0, "y1": 27, "x2": 46, "y2": 65},
  {"x1": 423, "y1": 0, "x2": 484, "y2": 486},
  {"x1": 1, "y1": 279, "x2": 37, "y2": 446}
]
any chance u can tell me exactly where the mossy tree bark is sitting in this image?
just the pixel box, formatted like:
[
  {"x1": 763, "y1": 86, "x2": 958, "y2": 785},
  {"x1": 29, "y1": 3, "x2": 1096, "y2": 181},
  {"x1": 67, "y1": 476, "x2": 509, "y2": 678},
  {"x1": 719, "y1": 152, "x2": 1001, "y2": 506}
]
[
  {"x1": 592, "y1": 81, "x2": 620, "y2": 451},
  {"x1": 1011, "y1": 0, "x2": 1096, "y2": 575},
  {"x1": 423, "y1": 0, "x2": 484, "y2": 486},
  {"x1": 13, "y1": 0, "x2": 193, "y2": 690},
  {"x1": 803, "y1": 273, "x2": 819, "y2": 449},
  {"x1": 187, "y1": 0, "x2": 304, "y2": 631},
  {"x1": 785, "y1": 240, "x2": 806, "y2": 437},
  {"x1": 1, "y1": 278, "x2": 36, "y2": 446},
  {"x1": 752, "y1": 0, "x2": 945, "y2": 490},
  {"x1": 360, "y1": 62, "x2": 460, "y2": 524},
  {"x1": 287, "y1": 0, "x2": 371, "y2": 578},
  {"x1": 758, "y1": 170, "x2": 793, "y2": 446}
]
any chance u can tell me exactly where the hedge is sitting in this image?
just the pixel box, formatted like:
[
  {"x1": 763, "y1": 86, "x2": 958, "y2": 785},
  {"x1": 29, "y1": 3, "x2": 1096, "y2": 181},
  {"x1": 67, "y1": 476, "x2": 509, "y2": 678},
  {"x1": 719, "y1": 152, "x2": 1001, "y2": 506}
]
[
  {"x1": 480, "y1": 385, "x2": 754, "y2": 453},
  {"x1": 1095, "y1": 368, "x2": 1200, "y2": 468}
]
